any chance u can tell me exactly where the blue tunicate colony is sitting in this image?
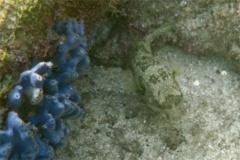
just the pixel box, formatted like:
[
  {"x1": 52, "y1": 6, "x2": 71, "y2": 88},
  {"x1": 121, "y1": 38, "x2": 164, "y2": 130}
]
[{"x1": 0, "y1": 19, "x2": 90, "y2": 159}]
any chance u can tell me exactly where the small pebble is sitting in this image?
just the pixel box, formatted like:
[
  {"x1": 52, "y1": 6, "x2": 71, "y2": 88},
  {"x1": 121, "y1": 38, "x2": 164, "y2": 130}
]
[{"x1": 193, "y1": 80, "x2": 200, "y2": 86}]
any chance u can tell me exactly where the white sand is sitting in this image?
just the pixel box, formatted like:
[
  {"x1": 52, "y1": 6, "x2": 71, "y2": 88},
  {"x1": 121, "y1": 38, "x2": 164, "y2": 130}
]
[{"x1": 56, "y1": 45, "x2": 240, "y2": 160}]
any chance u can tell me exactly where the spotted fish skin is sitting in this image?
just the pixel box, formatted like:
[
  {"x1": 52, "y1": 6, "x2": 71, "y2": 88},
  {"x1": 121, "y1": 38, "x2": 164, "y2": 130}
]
[{"x1": 131, "y1": 23, "x2": 183, "y2": 111}]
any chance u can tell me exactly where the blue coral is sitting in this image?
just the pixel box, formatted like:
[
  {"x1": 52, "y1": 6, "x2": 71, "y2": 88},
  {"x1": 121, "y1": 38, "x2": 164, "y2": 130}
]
[
  {"x1": 0, "y1": 111, "x2": 54, "y2": 160},
  {"x1": 1, "y1": 19, "x2": 89, "y2": 160},
  {"x1": 7, "y1": 61, "x2": 53, "y2": 109}
]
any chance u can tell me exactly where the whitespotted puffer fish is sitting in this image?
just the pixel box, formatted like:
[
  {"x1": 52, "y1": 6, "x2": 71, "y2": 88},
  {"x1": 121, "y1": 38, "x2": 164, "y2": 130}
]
[{"x1": 130, "y1": 23, "x2": 183, "y2": 111}]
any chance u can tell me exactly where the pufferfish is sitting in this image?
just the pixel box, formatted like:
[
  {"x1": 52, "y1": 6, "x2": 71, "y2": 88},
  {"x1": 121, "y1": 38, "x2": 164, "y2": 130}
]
[{"x1": 130, "y1": 23, "x2": 183, "y2": 111}]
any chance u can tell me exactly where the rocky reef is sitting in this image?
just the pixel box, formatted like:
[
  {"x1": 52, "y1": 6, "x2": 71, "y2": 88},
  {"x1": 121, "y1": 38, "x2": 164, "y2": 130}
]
[{"x1": 1, "y1": 1, "x2": 240, "y2": 159}]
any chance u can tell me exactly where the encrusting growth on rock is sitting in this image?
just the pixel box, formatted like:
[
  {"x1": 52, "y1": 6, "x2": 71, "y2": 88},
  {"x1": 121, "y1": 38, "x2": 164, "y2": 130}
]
[{"x1": 0, "y1": 19, "x2": 89, "y2": 160}]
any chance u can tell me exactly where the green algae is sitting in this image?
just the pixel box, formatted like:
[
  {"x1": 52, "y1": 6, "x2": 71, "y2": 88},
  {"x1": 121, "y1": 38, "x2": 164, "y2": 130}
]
[{"x1": 0, "y1": 0, "x2": 124, "y2": 101}]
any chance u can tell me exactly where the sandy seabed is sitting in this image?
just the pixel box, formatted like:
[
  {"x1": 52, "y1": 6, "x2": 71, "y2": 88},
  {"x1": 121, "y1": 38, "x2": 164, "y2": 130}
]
[{"x1": 56, "y1": 45, "x2": 240, "y2": 160}]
